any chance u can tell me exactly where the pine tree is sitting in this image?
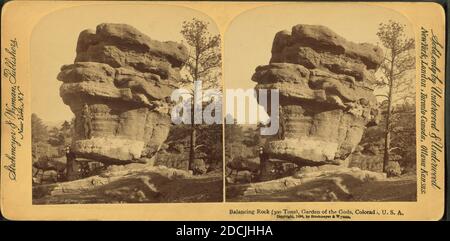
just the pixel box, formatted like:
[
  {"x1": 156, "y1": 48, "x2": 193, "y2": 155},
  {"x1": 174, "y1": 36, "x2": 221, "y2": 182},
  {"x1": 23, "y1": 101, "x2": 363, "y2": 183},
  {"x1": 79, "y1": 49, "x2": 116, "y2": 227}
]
[
  {"x1": 376, "y1": 20, "x2": 415, "y2": 172},
  {"x1": 180, "y1": 18, "x2": 221, "y2": 171}
]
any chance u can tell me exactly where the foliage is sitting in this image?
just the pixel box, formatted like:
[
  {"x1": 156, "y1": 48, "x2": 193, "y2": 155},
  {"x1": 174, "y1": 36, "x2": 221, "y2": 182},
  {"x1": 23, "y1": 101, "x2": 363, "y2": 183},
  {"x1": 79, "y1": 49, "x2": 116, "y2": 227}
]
[
  {"x1": 351, "y1": 102, "x2": 416, "y2": 174},
  {"x1": 32, "y1": 113, "x2": 73, "y2": 162},
  {"x1": 225, "y1": 123, "x2": 263, "y2": 162},
  {"x1": 155, "y1": 123, "x2": 223, "y2": 172},
  {"x1": 376, "y1": 20, "x2": 415, "y2": 88},
  {"x1": 196, "y1": 123, "x2": 223, "y2": 168},
  {"x1": 31, "y1": 113, "x2": 49, "y2": 143},
  {"x1": 32, "y1": 114, "x2": 50, "y2": 161},
  {"x1": 181, "y1": 17, "x2": 221, "y2": 88}
]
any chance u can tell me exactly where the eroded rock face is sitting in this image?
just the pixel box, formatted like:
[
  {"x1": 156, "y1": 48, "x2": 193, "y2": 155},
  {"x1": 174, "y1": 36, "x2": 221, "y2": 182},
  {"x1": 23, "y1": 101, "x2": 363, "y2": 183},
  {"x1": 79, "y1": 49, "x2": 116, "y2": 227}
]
[
  {"x1": 58, "y1": 23, "x2": 188, "y2": 164},
  {"x1": 252, "y1": 24, "x2": 383, "y2": 166}
]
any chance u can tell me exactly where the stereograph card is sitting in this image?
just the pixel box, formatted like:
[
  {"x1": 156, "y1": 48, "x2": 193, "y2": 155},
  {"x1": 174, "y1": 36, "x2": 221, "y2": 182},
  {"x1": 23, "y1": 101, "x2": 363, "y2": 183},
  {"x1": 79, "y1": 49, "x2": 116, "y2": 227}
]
[{"x1": 0, "y1": 1, "x2": 446, "y2": 221}]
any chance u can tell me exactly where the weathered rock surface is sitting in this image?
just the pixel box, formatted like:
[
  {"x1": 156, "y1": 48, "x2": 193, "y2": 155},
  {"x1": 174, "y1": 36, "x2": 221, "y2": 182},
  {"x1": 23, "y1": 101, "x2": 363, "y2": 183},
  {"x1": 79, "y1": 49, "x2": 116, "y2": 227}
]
[
  {"x1": 253, "y1": 25, "x2": 382, "y2": 166},
  {"x1": 271, "y1": 25, "x2": 384, "y2": 70},
  {"x1": 226, "y1": 167, "x2": 416, "y2": 202},
  {"x1": 58, "y1": 23, "x2": 188, "y2": 164}
]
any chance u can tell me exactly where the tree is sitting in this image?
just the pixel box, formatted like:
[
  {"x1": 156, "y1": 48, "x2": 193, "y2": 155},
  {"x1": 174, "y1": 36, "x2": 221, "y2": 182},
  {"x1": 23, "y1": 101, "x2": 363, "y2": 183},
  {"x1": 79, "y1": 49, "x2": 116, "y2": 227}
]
[
  {"x1": 48, "y1": 126, "x2": 63, "y2": 146},
  {"x1": 224, "y1": 119, "x2": 245, "y2": 161},
  {"x1": 31, "y1": 113, "x2": 48, "y2": 143},
  {"x1": 31, "y1": 113, "x2": 51, "y2": 161},
  {"x1": 61, "y1": 120, "x2": 72, "y2": 133},
  {"x1": 48, "y1": 120, "x2": 74, "y2": 154},
  {"x1": 388, "y1": 102, "x2": 416, "y2": 172},
  {"x1": 376, "y1": 20, "x2": 415, "y2": 172},
  {"x1": 196, "y1": 123, "x2": 223, "y2": 169},
  {"x1": 180, "y1": 18, "x2": 222, "y2": 172}
]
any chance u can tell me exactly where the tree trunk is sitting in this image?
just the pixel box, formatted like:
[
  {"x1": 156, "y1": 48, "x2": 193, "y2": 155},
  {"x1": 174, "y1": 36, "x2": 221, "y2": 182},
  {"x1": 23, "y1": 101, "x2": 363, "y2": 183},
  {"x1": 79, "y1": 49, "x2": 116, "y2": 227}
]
[
  {"x1": 383, "y1": 56, "x2": 395, "y2": 173},
  {"x1": 259, "y1": 152, "x2": 270, "y2": 182},
  {"x1": 66, "y1": 152, "x2": 80, "y2": 181},
  {"x1": 382, "y1": 122, "x2": 391, "y2": 172},
  {"x1": 188, "y1": 53, "x2": 200, "y2": 171},
  {"x1": 189, "y1": 122, "x2": 196, "y2": 171},
  {"x1": 188, "y1": 97, "x2": 196, "y2": 171}
]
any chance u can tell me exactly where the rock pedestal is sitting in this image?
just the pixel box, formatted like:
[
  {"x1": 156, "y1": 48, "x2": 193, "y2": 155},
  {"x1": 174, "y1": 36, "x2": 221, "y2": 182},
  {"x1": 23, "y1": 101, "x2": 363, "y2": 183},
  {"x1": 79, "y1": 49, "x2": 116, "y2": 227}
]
[
  {"x1": 252, "y1": 24, "x2": 383, "y2": 166},
  {"x1": 57, "y1": 23, "x2": 188, "y2": 164}
]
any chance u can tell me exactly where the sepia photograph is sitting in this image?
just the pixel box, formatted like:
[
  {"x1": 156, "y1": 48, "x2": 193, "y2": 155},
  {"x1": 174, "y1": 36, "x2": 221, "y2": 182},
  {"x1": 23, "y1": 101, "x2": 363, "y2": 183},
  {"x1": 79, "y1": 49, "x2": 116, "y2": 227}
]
[
  {"x1": 30, "y1": 4, "x2": 223, "y2": 204},
  {"x1": 224, "y1": 4, "x2": 418, "y2": 202}
]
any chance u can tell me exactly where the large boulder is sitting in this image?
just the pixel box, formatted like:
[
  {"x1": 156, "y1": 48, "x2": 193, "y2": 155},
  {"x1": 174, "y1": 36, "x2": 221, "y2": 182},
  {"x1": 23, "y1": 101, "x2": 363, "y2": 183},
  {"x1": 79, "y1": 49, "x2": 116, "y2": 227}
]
[
  {"x1": 57, "y1": 23, "x2": 188, "y2": 164},
  {"x1": 253, "y1": 24, "x2": 382, "y2": 166},
  {"x1": 271, "y1": 25, "x2": 384, "y2": 70}
]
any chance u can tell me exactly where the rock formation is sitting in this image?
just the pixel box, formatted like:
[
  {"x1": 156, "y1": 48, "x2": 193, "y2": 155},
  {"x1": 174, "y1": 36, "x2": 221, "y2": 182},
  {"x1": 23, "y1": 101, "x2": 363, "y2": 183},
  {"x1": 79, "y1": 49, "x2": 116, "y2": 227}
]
[
  {"x1": 252, "y1": 24, "x2": 383, "y2": 166},
  {"x1": 57, "y1": 23, "x2": 188, "y2": 164}
]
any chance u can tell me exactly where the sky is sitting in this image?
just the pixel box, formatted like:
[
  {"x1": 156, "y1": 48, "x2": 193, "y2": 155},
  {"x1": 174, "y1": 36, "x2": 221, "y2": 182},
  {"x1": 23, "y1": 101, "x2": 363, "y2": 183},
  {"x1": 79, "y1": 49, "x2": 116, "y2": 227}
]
[
  {"x1": 224, "y1": 3, "x2": 415, "y2": 90},
  {"x1": 31, "y1": 3, "x2": 414, "y2": 126}
]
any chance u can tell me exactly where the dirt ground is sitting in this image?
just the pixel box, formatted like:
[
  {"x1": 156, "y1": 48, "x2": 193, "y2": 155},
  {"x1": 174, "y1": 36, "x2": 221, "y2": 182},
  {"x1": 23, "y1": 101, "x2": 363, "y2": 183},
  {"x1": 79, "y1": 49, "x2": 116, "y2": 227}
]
[
  {"x1": 226, "y1": 169, "x2": 416, "y2": 202},
  {"x1": 33, "y1": 165, "x2": 223, "y2": 204}
]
